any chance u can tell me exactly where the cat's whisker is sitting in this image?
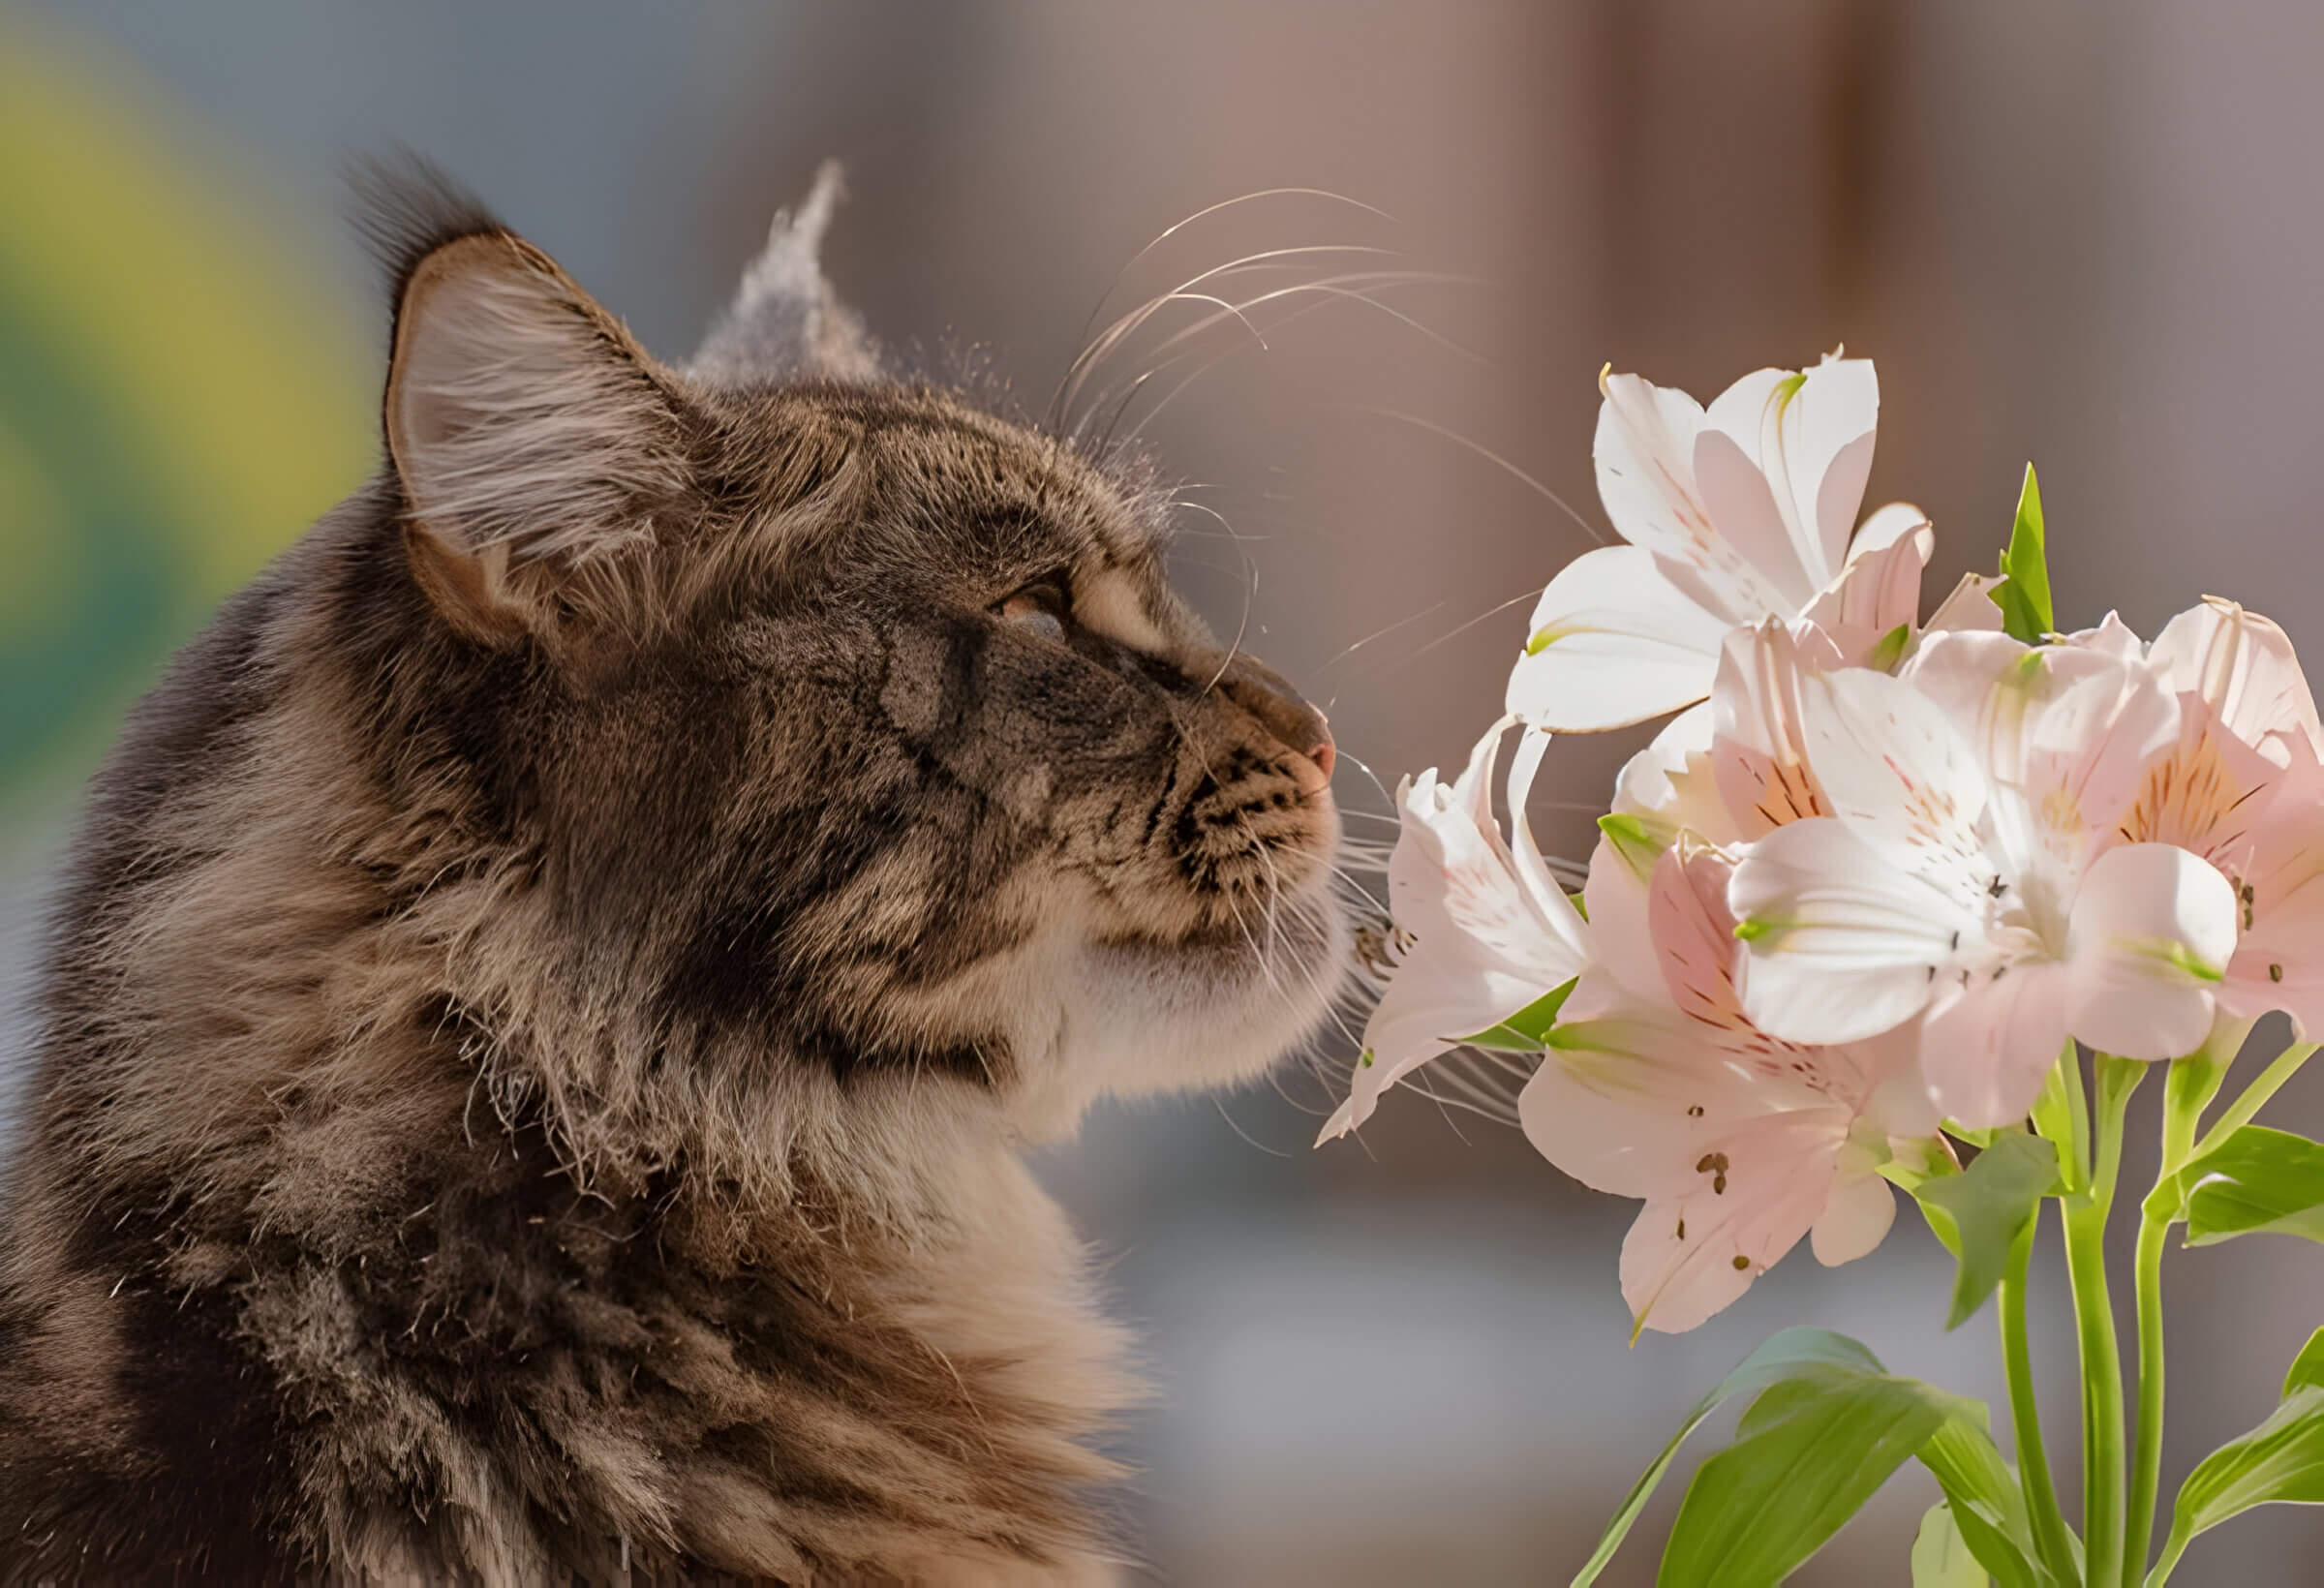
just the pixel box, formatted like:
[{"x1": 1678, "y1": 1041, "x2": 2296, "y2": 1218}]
[
  {"x1": 1210, "y1": 1094, "x2": 1294, "y2": 1159},
  {"x1": 1055, "y1": 185, "x2": 1397, "y2": 426},
  {"x1": 1116, "y1": 274, "x2": 1484, "y2": 447},
  {"x1": 1081, "y1": 265, "x2": 1477, "y2": 438},
  {"x1": 1344, "y1": 406, "x2": 1602, "y2": 544},
  {"x1": 1317, "y1": 600, "x2": 1452, "y2": 675},
  {"x1": 1057, "y1": 245, "x2": 1408, "y2": 432},
  {"x1": 1058, "y1": 243, "x2": 1417, "y2": 427},
  {"x1": 1073, "y1": 273, "x2": 1464, "y2": 464}
]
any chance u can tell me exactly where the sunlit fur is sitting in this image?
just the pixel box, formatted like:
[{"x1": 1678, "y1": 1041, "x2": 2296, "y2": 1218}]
[{"x1": 0, "y1": 160, "x2": 1347, "y2": 1582}]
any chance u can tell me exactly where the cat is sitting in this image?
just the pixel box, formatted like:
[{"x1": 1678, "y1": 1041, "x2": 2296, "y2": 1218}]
[{"x1": 0, "y1": 158, "x2": 1348, "y2": 1584}]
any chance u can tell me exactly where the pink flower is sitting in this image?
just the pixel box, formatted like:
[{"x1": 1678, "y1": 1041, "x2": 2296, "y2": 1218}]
[
  {"x1": 1506, "y1": 357, "x2": 1931, "y2": 732},
  {"x1": 1522, "y1": 843, "x2": 1938, "y2": 1333},
  {"x1": 2123, "y1": 598, "x2": 2324, "y2": 1033},
  {"x1": 1319, "y1": 719, "x2": 1589, "y2": 1143},
  {"x1": 1728, "y1": 634, "x2": 2241, "y2": 1126}
]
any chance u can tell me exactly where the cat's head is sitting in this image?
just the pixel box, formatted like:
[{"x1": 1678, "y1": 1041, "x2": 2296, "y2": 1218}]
[{"x1": 357, "y1": 161, "x2": 1349, "y2": 1148}]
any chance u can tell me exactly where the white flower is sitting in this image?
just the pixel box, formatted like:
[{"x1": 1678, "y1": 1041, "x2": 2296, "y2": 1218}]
[
  {"x1": 1319, "y1": 718, "x2": 1589, "y2": 1142},
  {"x1": 1522, "y1": 842, "x2": 1938, "y2": 1333},
  {"x1": 1506, "y1": 356, "x2": 1931, "y2": 731},
  {"x1": 1727, "y1": 635, "x2": 2240, "y2": 1126}
]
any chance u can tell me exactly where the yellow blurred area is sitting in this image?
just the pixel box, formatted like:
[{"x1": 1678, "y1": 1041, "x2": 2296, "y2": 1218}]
[{"x1": 0, "y1": 16, "x2": 370, "y2": 831}]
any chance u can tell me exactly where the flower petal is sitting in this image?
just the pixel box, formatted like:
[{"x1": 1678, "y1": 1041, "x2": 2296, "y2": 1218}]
[
  {"x1": 2223, "y1": 763, "x2": 2324, "y2": 1034},
  {"x1": 1593, "y1": 370, "x2": 1713, "y2": 558},
  {"x1": 1710, "y1": 621, "x2": 1840, "y2": 840},
  {"x1": 1519, "y1": 1009, "x2": 1776, "y2": 1198},
  {"x1": 2149, "y1": 596, "x2": 2324, "y2": 764},
  {"x1": 1581, "y1": 830, "x2": 1667, "y2": 1010},
  {"x1": 1508, "y1": 545, "x2": 1736, "y2": 729},
  {"x1": 1506, "y1": 722, "x2": 1591, "y2": 962},
  {"x1": 1805, "y1": 518, "x2": 1932, "y2": 667},
  {"x1": 2115, "y1": 697, "x2": 2282, "y2": 861},
  {"x1": 1695, "y1": 371, "x2": 1815, "y2": 610},
  {"x1": 1792, "y1": 662, "x2": 1991, "y2": 892},
  {"x1": 1925, "y1": 570, "x2": 2006, "y2": 634},
  {"x1": 2063, "y1": 611, "x2": 2146, "y2": 662},
  {"x1": 2066, "y1": 842, "x2": 2238, "y2": 1059},
  {"x1": 1332, "y1": 722, "x2": 1588, "y2": 1137},
  {"x1": 1618, "y1": 1121, "x2": 1839, "y2": 1333},
  {"x1": 1527, "y1": 845, "x2": 1913, "y2": 1331},
  {"x1": 1699, "y1": 358, "x2": 1881, "y2": 601},
  {"x1": 1649, "y1": 841, "x2": 1752, "y2": 1029},
  {"x1": 1728, "y1": 816, "x2": 1981, "y2": 1045},
  {"x1": 1593, "y1": 370, "x2": 1775, "y2": 614},
  {"x1": 1919, "y1": 962, "x2": 2074, "y2": 1128},
  {"x1": 1848, "y1": 501, "x2": 1933, "y2": 561},
  {"x1": 1810, "y1": 1172, "x2": 1898, "y2": 1267},
  {"x1": 1907, "y1": 630, "x2": 2178, "y2": 874}
]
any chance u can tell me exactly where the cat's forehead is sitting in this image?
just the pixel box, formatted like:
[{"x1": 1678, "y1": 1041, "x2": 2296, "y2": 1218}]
[{"x1": 722, "y1": 384, "x2": 1165, "y2": 580}]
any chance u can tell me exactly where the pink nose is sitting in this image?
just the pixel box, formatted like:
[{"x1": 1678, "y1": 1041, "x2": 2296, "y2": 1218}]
[
  {"x1": 1292, "y1": 728, "x2": 1335, "y2": 799},
  {"x1": 1215, "y1": 654, "x2": 1335, "y2": 798}
]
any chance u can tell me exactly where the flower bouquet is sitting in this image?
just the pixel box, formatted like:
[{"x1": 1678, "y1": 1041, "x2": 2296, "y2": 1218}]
[{"x1": 1321, "y1": 355, "x2": 2324, "y2": 1585}]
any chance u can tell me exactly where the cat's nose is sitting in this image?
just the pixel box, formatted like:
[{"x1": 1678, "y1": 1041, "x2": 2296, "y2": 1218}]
[{"x1": 1215, "y1": 654, "x2": 1335, "y2": 797}]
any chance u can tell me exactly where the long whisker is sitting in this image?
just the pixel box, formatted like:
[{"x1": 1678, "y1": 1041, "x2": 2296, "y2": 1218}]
[
  {"x1": 1056, "y1": 245, "x2": 1411, "y2": 431},
  {"x1": 1076, "y1": 269, "x2": 1475, "y2": 456},
  {"x1": 1345, "y1": 406, "x2": 1603, "y2": 544},
  {"x1": 1118, "y1": 276, "x2": 1488, "y2": 446},
  {"x1": 1319, "y1": 586, "x2": 1547, "y2": 718},
  {"x1": 1064, "y1": 186, "x2": 1398, "y2": 385}
]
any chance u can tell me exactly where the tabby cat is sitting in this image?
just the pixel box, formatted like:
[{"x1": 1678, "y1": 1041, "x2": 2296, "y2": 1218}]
[{"x1": 0, "y1": 160, "x2": 1347, "y2": 1583}]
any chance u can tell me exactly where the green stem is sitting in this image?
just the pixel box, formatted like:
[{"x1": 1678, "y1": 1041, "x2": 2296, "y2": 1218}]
[
  {"x1": 2188, "y1": 1040, "x2": 2318, "y2": 1161},
  {"x1": 2066, "y1": 1056, "x2": 2142, "y2": 1587},
  {"x1": 2002, "y1": 1212, "x2": 2082, "y2": 1584},
  {"x1": 2125, "y1": 1053, "x2": 2228, "y2": 1579},
  {"x1": 2123, "y1": 1204, "x2": 2168, "y2": 1584},
  {"x1": 2146, "y1": 1518, "x2": 2193, "y2": 1588}
]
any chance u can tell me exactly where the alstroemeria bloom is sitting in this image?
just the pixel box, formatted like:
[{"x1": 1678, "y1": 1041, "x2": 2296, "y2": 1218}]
[
  {"x1": 1506, "y1": 356, "x2": 1932, "y2": 732},
  {"x1": 1581, "y1": 589, "x2": 2017, "y2": 995},
  {"x1": 1320, "y1": 718, "x2": 1588, "y2": 1142},
  {"x1": 1728, "y1": 634, "x2": 2240, "y2": 1126},
  {"x1": 1522, "y1": 843, "x2": 1939, "y2": 1333},
  {"x1": 1581, "y1": 621, "x2": 1836, "y2": 1006},
  {"x1": 2117, "y1": 598, "x2": 2324, "y2": 1030}
]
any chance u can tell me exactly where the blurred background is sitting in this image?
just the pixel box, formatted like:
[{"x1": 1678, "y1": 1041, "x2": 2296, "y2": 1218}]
[{"x1": 6, "y1": 1, "x2": 2324, "y2": 1580}]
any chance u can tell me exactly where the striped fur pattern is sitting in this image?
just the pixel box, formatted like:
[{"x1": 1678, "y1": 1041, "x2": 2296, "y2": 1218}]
[{"x1": 0, "y1": 161, "x2": 1347, "y2": 1583}]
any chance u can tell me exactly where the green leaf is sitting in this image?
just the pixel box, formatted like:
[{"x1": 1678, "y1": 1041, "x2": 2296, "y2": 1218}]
[
  {"x1": 2285, "y1": 1328, "x2": 2324, "y2": 1400},
  {"x1": 1657, "y1": 1363, "x2": 1977, "y2": 1587},
  {"x1": 1460, "y1": 977, "x2": 1578, "y2": 1052},
  {"x1": 2028, "y1": 1048, "x2": 2088, "y2": 1194},
  {"x1": 1912, "y1": 1134, "x2": 2061, "y2": 1328},
  {"x1": 2176, "y1": 1125, "x2": 2324, "y2": 1246},
  {"x1": 1869, "y1": 622, "x2": 1913, "y2": 674},
  {"x1": 1917, "y1": 1409, "x2": 2051, "y2": 1587},
  {"x1": 1598, "y1": 811, "x2": 1666, "y2": 878},
  {"x1": 2149, "y1": 1386, "x2": 2324, "y2": 1584},
  {"x1": 1912, "y1": 1503, "x2": 1991, "y2": 1586},
  {"x1": 1989, "y1": 464, "x2": 2053, "y2": 644},
  {"x1": 1569, "y1": 1328, "x2": 1885, "y2": 1587}
]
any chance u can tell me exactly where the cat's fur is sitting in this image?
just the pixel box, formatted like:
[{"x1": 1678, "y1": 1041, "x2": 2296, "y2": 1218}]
[{"x1": 0, "y1": 159, "x2": 1347, "y2": 1583}]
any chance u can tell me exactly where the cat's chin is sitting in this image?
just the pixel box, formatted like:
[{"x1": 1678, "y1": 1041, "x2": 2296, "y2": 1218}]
[{"x1": 1029, "y1": 874, "x2": 1352, "y2": 1126}]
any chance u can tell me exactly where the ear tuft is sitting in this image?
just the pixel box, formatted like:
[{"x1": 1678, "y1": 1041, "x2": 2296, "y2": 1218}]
[
  {"x1": 689, "y1": 162, "x2": 878, "y2": 386},
  {"x1": 378, "y1": 193, "x2": 688, "y2": 639}
]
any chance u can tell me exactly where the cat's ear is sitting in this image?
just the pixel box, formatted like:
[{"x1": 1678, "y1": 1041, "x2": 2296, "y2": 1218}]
[
  {"x1": 688, "y1": 162, "x2": 878, "y2": 386},
  {"x1": 367, "y1": 167, "x2": 688, "y2": 642}
]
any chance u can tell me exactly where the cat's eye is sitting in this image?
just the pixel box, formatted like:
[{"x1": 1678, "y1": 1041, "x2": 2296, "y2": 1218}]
[{"x1": 994, "y1": 578, "x2": 1071, "y2": 643}]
